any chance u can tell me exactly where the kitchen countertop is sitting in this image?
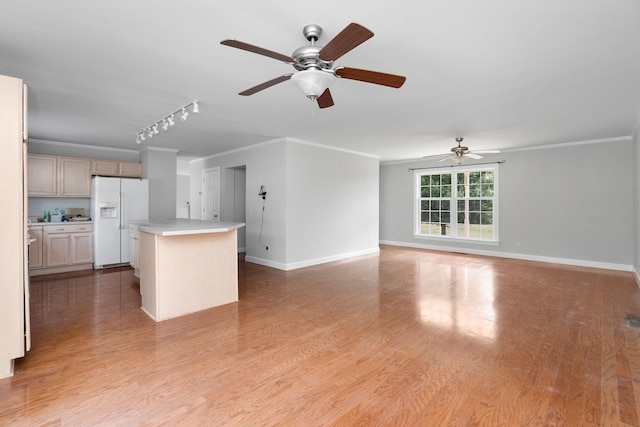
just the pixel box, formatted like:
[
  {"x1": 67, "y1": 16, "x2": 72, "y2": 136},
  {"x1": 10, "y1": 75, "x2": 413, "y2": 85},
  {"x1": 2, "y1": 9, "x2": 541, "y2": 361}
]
[
  {"x1": 28, "y1": 221, "x2": 93, "y2": 226},
  {"x1": 131, "y1": 219, "x2": 245, "y2": 237}
]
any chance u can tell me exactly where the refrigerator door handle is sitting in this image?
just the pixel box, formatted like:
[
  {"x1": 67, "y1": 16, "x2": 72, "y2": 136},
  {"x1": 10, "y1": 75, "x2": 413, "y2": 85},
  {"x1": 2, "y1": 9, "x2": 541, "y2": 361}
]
[
  {"x1": 116, "y1": 192, "x2": 121, "y2": 230},
  {"x1": 121, "y1": 192, "x2": 125, "y2": 230}
]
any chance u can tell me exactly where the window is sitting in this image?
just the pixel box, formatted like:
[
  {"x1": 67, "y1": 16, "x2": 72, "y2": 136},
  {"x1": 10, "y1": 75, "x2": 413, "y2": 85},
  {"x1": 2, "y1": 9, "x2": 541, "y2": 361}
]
[{"x1": 415, "y1": 165, "x2": 498, "y2": 242}]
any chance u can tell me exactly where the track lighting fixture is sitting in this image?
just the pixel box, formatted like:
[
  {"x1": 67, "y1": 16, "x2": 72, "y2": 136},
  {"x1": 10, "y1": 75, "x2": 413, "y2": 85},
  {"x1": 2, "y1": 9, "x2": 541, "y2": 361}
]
[{"x1": 135, "y1": 100, "x2": 199, "y2": 144}]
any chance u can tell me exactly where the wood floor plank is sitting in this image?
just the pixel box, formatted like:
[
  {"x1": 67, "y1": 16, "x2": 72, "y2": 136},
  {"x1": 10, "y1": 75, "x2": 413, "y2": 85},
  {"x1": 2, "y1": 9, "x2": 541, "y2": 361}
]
[
  {"x1": 625, "y1": 328, "x2": 640, "y2": 426},
  {"x1": 602, "y1": 291, "x2": 623, "y2": 425},
  {"x1": 2, "y1": 248, "x2": 640, "y2": 425},
  {"x1": 582, "y1": 311, "x2": 604, "y2": 426},
  {"x1": 616, "y1": 327, "x2": 640, "y2": 425}
]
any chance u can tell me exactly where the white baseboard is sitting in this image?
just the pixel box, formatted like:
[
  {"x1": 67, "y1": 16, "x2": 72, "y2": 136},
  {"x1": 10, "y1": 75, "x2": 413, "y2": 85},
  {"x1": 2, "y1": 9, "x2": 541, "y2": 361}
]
[
  {"x1": 634, "y1": 266, "x2": 640, "y2": 288},
  {"x1": 244, "y1": 256, "x2": 288, "y2": 270},
  {"x1": 245, "y1": 247, "x2": 380, "y2": 271},
  {"x1": 379, "y1": 240, "x2": 633, "y2": 272}
]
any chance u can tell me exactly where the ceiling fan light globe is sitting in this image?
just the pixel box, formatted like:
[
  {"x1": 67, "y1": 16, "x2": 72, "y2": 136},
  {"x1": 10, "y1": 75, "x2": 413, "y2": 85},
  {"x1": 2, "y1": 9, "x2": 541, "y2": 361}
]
[{"x1": 291, "y1": 69, "x2": 335, "y2": 99}]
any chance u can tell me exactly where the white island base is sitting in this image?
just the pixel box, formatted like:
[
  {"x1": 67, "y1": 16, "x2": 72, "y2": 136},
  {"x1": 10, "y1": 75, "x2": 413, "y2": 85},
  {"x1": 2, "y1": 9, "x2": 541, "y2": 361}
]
[{"x1": 138, "y1": 221, "x2": 242, "y2": 322}]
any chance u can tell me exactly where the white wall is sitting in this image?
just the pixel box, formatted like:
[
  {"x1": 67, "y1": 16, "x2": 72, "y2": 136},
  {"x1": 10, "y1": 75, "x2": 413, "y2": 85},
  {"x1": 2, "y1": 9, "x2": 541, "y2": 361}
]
[
  {"x1": 190, "y1": 138, "x2": 379, "y2": 270},
  {"x1": 380, "y1": 138, "x2": 634, "y2": 270},
  {"x1": 191, "y1": 139, "x2": 288, "y2": 265},
  {"x1": 140, "y1": 147, "x2": 177, "y2": 220},
  {"x1": 285, "y1": 140, "x2": 379, "y2": 267},
  {"x1": 634, "y1": 127, "x2": 640, "y2": 280}
]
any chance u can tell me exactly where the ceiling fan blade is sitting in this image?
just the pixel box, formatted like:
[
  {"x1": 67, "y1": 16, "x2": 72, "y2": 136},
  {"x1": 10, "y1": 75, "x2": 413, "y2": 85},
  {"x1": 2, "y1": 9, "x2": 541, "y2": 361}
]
[
  {"x1": 466, "y1": 153, "x2": 483, "y2": 160},
  {"x1": 318, "y1": 23, "x2": 374, "y2": 61},
  {"x1": 422, "y1": 153, "x2": 449, "y2": 159},
  {"x1": 316, "y1": 88, "x2": 334, "y2": 109},
  {"x1": 438, "y1": 156, "x2": 453, "y2": 163},
  {"x1": 239, "y1": 74, "x2": 293, "y2": 96},
  {"x1": 335, "y1": 67, "x2": 406, "y2": 88},
  {"x1": 221, "y1": 39, "x2": 294, "y2": 63},
  {"x1": 473, "y1": 149, "x2": 501, "y2": 154}
]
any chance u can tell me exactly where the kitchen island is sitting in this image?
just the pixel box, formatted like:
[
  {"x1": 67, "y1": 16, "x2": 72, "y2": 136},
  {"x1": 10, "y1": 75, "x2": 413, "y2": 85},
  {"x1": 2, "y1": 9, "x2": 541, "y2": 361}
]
[{"x1": 133, "y1": 219, "x2": 245, "y2": 322}]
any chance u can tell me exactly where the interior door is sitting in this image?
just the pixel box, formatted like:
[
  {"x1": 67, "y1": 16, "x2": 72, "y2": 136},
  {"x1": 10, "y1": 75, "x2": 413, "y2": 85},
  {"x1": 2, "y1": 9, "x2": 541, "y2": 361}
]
[{"x1": 202, "y1": 167, "x2": 220, "y2": 221}]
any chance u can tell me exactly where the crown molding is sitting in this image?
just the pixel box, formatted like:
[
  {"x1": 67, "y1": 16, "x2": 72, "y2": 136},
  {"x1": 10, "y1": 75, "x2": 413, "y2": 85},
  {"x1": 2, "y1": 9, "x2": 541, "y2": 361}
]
[{"x1": 28, "y1": 138, "x2": 139, "y2": 154}]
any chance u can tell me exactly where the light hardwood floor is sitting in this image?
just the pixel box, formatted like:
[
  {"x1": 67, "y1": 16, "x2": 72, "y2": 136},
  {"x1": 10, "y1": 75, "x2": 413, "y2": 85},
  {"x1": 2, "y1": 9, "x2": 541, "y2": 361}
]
[{"x1": 1, "y1": 246, "x2": 640, "y2": 426}]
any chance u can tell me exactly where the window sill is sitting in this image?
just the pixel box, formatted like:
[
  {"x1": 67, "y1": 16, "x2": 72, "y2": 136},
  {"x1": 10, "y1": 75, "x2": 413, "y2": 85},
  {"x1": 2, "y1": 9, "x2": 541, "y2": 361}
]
[{"x1": 413, "y1": 234, "x2": 500, "y2": 246}]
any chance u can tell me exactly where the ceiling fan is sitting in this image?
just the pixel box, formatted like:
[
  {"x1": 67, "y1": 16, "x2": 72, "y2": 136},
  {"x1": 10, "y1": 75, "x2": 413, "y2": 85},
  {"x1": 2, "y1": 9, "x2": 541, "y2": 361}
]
[
  {"x1": 424, "y1": 138, "x2": 501, "y2": 165},
  {"x1": 220, "y1": 23, "x2": 406, "y2": 108}
]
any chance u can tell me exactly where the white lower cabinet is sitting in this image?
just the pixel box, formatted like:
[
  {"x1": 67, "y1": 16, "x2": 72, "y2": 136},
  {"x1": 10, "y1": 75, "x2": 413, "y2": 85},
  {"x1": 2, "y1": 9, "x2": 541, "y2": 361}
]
[
  {"x1": 31, "y1": 223, "x2": 93, "y2": 275},
  {"x1": 70, "y1": 233, "x2": 93, "y2": 264},
  {"x1": 45, "y1": 232, "x2": 72, "y2": 267},
  {"x1": 28, "y1": 227, "x2": 43, "y2": 269},
  {"x1": 129, "y1": 225, "x2": 141, "y2": 278}
]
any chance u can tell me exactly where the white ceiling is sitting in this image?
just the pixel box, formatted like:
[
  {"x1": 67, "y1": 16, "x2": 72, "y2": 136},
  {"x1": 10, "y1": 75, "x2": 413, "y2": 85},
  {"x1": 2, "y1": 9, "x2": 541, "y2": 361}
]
[{"x1": 2, "y1": 1, "x2": 640, "y2": 162}]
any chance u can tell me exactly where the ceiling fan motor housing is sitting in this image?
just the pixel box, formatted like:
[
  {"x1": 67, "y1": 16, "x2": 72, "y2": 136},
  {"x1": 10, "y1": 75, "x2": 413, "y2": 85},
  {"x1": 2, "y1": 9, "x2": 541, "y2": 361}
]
[
  {"x1": 452, "y1": 137, "x2": 469, "y2": 156},
  {"x1": 292, "y1": 25, "x2": 334, "y2": 72},
  {"x1": 452, "y1": 146, "x2": 469, "y2": 155},
  {"x1": 291, "y1": 45, "x2": 332, "y2": 71}
]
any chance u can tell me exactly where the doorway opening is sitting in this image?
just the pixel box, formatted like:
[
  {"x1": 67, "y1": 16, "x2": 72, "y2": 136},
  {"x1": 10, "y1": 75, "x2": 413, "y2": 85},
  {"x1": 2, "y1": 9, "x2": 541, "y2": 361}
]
[{"x1": 227, "y1": 166, "x2": 246, "y2": 252}]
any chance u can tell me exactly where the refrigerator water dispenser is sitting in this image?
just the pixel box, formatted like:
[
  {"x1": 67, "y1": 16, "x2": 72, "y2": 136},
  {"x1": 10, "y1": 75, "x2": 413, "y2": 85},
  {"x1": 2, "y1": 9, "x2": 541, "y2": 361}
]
[{"x1": 99, "y1": 203, "x2": 117, "y2": 219}]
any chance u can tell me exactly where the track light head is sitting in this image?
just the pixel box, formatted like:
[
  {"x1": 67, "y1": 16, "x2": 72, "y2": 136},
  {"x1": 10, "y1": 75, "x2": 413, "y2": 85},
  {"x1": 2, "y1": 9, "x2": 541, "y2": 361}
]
[{"x1": 135, "y1": 100, "x2": 198, "y2": 144}]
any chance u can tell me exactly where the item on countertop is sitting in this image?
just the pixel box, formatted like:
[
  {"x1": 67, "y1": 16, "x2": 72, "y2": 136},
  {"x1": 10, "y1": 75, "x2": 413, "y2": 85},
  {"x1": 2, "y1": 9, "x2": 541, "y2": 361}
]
[
  {"x1": 50, "y1": 208, "x2": 62, "y2": 222},
  {"x1": 65, "y1": 207, "x2": 86, "y2": 217},
  {"x1": 44, "y1": 210, "x2": 50, "y2": 222}
]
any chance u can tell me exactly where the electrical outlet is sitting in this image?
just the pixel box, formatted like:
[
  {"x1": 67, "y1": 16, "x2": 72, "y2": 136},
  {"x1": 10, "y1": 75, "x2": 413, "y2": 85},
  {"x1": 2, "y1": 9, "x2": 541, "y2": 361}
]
[{"x1": 515, "y1": 241, "x2": 521, "y2": 248}]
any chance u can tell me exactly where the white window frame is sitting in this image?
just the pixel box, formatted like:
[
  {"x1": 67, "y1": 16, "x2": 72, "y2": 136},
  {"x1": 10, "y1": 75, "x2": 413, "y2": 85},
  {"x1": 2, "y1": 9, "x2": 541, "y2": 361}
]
[{"x1": 414, "y1": 164, "x2": 499, "y2": 244}]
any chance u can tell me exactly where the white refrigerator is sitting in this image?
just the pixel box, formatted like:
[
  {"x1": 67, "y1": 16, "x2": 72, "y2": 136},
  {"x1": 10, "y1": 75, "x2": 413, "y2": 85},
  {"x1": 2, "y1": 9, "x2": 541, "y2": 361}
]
[{"x1": 91, "y1": 176, "x2": 149, "y2": 269}]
